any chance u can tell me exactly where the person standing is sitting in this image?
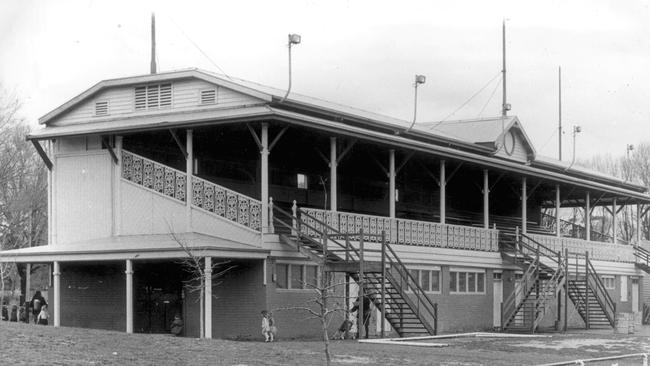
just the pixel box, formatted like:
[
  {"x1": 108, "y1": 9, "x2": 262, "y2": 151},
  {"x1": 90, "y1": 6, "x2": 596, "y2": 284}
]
[
  {"x1": 30, "y1": 291, "x2": 47, "y2": 324},
  {"x1": 351, "y1": 296, "x2": 372, "y2": 339},
  {"x1": 37, "y1": 305, "x2": 49, "y2": 325}
]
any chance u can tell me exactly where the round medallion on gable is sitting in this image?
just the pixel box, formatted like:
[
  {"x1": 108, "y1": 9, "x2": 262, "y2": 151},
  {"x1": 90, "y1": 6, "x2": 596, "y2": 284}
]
[{"x1": 504, "y1": 130, "x2": 516, "y2": 156}]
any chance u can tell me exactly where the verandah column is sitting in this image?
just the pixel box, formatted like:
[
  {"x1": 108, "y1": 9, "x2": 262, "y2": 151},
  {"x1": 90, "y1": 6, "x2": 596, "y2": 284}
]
[
  {"x1": 612, "y1": 198, "x2": 617, "y2": 244},
  {"x1": 585, "y1": 191, "x2": 591, "y2": 241},
  {"x1": 330, "y1": 137, "x2": 337, "y2": 211},
  {"x1": 636, "y1": 203, "x2": 641, "y2": 243},
  {"x1": 204, "y1": 256, "x2": 213, "y2": 339},
  {"x1": 53, "y1": 261, "x2": 61, "y2": 327},
  {"x1": 555, "y1": 185, "x2": 561, "y2": 238},
  {"x1": 261, "y1": 124, "x2": 270, "y2": 233},
  {"x1": 440, "y1": 160, "x2": 446, "y2": 224},
  {"x1": 125, "y1": 259, "x2": 133, "y2": 333},
  {"x1": 521, "y1": 177, "x2": 527, "y2": 234},
  {"x1": 483, "y1": 169, "x2": 489, "y2": 229},
  {"x1": 186, "y1": 129, "x2": 193, "y2": 232},
  {"x1": 114, "y1": 136, "x2": 123, "y2": 236},
  {"x1": 389, "y1": 149, "x2": 395, "y2": 218}
]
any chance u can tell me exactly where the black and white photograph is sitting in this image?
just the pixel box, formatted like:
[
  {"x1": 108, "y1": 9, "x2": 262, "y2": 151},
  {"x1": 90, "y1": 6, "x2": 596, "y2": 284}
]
[{"x1": 1, "y1": 0, "x2": 650, "y2": 365}]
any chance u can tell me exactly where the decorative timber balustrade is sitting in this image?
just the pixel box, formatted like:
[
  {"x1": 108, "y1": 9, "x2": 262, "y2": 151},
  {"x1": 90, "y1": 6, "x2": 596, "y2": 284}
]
[
  {"x1": 528, "y1": 233, "x2": 634, "y2": 263},
  {"x1": 121, "y1": 150, "x2": 262, "y2": 232},
  {"x1": 297, "y1": 206, "x2": 499, "y2": 251}
]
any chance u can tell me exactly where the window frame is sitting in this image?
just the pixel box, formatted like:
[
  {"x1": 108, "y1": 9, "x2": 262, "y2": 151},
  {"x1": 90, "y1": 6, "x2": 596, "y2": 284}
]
[
  {"x1": 601, "y1": 275, "x2": 615, "y2": 290},
  {"x1": 449, "y1": 268, "x2": 486, "y2": 295},
  {"x1": 275, "y1": 263, "x2": 319, "y2": 291},
  {"x1": 405, "y1": 267, "x2": 441, "y2": 294}
]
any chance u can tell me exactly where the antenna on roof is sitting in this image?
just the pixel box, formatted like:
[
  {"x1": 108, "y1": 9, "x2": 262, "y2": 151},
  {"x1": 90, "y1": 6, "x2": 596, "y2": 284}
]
[
  {"x1": 150, "y1": 13, "x2": 157, "y2": 74},
  {"x1": 501, "y1": 20, "x2": 511, "y2": 117},
  {"x1": 558, "y1": 66, "x2": 562, "y2": 160}
]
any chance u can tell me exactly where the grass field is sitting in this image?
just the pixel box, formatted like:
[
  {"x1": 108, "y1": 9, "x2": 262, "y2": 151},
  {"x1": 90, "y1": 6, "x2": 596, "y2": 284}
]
[{"x1": 1, "y1": 322, "x2": 649, "y2": 365}]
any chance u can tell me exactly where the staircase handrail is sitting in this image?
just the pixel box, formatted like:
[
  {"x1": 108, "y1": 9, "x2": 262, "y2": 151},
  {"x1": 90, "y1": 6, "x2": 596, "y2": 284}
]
[
  {"x1": 383, "y1": 242, "x2": 438, "y2": 328},
  {"x1": 585, "y1": 256, "x2": 616, "y2": 326},
  {"x1": 273, "y1": 205, "x2": 358, "y2": 259},
  {"x1": 634, "y1": 245, "x2": 650, "y2": 266},
  {"x1": 519, "y1": 233, "x2": 561, "y2": 265},
  {"x1": 501, "y1": 255, "x2": 540, "y2": 327},
  {"x1": 532, "y1": 266, "x2": 565, "y2": 329}
]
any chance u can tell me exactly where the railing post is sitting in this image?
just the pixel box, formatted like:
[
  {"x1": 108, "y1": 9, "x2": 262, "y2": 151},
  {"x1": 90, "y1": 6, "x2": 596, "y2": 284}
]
[
  {"x1": 291, "y1": 200, "x2": 298, "y2": 236},
  {"x1": 359, "y1": 228, "x2": 365, "y2": 339},
  {"x1": 585, "y1": 250, "x2": 590, "y2": 329},
  {"x1": 381, "y1": 230, "x2": 386, "y2": 338},
  {"x1": 562, "y1": 249, "x2": 569, "y2": 333},
  {"x1": 268, "y1": 197, "x2": 275, "y2": 234},
  {"x1": 434, "y1": 303, "x2": 438, "y2": 335}
]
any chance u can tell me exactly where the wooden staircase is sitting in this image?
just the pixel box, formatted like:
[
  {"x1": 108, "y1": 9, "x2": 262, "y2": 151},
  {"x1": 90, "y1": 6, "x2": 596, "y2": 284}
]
[
  {"x1": 500, "y1": 231, "x2": 615, "y2": 332},
  {"x1": 273, "y1": 205, "x2": 438, "y2": 337}
]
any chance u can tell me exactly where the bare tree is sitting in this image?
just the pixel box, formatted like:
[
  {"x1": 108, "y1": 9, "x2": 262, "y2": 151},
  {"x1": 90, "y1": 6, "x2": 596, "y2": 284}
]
[
  {"x1": 0, "y1": 86, "x2": 47, "y2": 303},
  {"x1": 170, "y1": 232, "x2": 233, "y2": 338},
  {"x1": 275, "y1": 263, "x2": 351, "y2": 366}
]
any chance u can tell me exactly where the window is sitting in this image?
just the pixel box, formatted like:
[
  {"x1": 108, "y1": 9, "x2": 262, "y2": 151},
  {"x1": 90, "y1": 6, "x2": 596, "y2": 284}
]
[
  {"x1": 135, "y1": 83, "x2": 172, "y2": 111},
  {"x1": 450, "y1": 270, "x2": 486, "y2": 294},
  {"x1": 200, "y1": 89, "x2": 216, "y2": 104},
  {"x1": 275, "y1": 263, "x2": 318, "y2": 290},
  {"x1": 601, "y1": 276, "x2": 615, "y2": 290},
  {"x1": 297, "y1": 174, "x2": 308, "y2": 189},
  {"x1": 95, "y1": 100, "x2": 109, "y2": 116},
  {"x1": 621, "y1": 275, "x2": 628, "y2": 302},
  {"x1": 407, "y1": 269, "x2": 441, "y2": 293}
]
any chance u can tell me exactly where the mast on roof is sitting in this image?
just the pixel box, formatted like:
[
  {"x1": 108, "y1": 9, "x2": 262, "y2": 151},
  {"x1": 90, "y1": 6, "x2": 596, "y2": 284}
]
[
  {"x1": 501, "y1": 20, "x2": 510, "y2": 117},
  {"x1": 150, "y1": 13, "x2": 157, "y2": 74},
  {"x1": 558, "y1": 66, "x2": 562, "y2": 161}
]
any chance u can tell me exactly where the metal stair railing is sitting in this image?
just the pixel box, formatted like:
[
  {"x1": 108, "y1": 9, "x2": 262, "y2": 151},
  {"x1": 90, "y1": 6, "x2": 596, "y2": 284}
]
[
  {"x1": 501, "y1": 255, "x2": 539, "y2": 329},
  {"x1": 585, "y1": 254, "x2": 616, "y2": 327},
  {"x1": 634, "y1": 245, "x2": 650, "y2": 268},
  {"x1": 532, "y1": 264, "x2": 565, "y2": 330},
  {"x1": 272, "y1": 203, "x2": 438, "y2": 335}
]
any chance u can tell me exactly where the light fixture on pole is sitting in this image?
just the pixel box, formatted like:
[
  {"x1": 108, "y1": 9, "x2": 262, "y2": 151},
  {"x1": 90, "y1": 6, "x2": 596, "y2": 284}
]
[
  {"x1": 405, "y1": 74, "x2": 426, "y2": 133},
  {"x1": 281, "y1": 33, "x2": 301, "y2": 103},
  {"x1": 564, "y1": 125, "x2": 581, "y2": 171},
  {"x1": 626, "y1": 144, "x2": 634, "y2": 159}
]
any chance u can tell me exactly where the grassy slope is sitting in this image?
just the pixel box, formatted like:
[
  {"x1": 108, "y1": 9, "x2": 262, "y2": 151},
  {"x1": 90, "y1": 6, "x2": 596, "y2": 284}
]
[{"x1": 0, "y1": 322, "x2": 649, "y2": 365}]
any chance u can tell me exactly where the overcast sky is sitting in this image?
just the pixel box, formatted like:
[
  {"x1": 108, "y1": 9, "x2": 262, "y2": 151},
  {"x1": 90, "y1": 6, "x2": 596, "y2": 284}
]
[{"x1": 1, "y1": 0, "x2": 648, "y2": 160}]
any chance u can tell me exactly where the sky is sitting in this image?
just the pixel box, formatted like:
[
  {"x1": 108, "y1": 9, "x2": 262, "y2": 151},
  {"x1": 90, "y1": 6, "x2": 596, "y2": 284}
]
[{"x1": 1, "y1": 0, "x2": 648, "y2": 160}]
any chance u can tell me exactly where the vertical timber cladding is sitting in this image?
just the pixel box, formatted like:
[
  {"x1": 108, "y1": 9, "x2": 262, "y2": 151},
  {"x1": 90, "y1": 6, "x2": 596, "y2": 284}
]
[{"x1": 58, "y1": 262, "x2": 126, "y2": 331}]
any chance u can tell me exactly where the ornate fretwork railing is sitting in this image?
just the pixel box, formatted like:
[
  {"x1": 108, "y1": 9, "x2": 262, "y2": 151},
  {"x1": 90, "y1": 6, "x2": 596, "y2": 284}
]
[
  {"x1": 528, "y1": 233, "x2": 634, "y2": 263},
  {"x1": 122, "y1": 150, "x2": 187, "y2": 202},
  {"x1": 298, "y1": 206, "x2": 499, "y2": 251},
  {"x1": 121, "y1": 150, "x2": 262, "y2": 232},
  {"x1": 191, "y1": 176, "x2": 261, "y2": 231}
]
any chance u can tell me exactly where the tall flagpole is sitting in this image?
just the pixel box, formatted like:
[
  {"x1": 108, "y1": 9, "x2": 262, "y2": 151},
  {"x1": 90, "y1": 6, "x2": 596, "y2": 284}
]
[
  {"x1": 558, "y1": 66, "x2": 562, "y2": 160},
  {"x1": 501, "y1": 20, "x2": 507, "y2": 117}
]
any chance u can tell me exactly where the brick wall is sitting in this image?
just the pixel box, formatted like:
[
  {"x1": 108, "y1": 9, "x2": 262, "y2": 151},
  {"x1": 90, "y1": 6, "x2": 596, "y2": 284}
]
[{"x1": 58, "y1": 262, "x2": 125, "y2": 331}]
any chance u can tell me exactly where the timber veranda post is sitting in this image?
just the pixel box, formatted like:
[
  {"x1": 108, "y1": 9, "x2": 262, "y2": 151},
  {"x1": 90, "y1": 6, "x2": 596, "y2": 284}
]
[
  {"x1": 358, "y1": 228, "x2": 365, "y2": 339},
  {"x1": 564, "y1": 248, "x2": 569, "y2": 332},
  {"x1": 380, "y1": 230, "x2": 386, "y2": 338},
  {"x1": 585, "y1": 250, "x2": 590, "y2": 329}
]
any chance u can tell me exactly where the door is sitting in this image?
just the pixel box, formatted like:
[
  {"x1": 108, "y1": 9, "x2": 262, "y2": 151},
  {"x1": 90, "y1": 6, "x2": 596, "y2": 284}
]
[
  {"x1": 514, "y1": 273, "x2": 524, "y2": 326},
  {"x1": 493, "y1": 273, "x2": 503, "y2": 328},
  {"x1": 632, "y1": 278, "x2": 639, "y2": 313}
]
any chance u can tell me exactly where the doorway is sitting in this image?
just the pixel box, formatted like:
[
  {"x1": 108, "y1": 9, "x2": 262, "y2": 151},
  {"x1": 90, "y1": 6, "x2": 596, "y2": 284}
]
[
  {"x1": 134, "y1": 262, "x2": 185, "y2": 334},
  {"x1": 493, "y1": 272, "x2": 503, "y2": 328}
]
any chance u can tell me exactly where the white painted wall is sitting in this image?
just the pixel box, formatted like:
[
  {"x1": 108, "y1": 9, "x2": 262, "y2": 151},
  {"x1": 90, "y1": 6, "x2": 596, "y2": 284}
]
[{"x1": 54, "y1": 139, "x2": 112, "y2": 244}]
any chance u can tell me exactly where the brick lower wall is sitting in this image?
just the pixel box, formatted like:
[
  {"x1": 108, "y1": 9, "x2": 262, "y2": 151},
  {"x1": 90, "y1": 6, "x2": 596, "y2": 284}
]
[{"x1": 58, "y1": 262, "x2": 125, "y2": 331}]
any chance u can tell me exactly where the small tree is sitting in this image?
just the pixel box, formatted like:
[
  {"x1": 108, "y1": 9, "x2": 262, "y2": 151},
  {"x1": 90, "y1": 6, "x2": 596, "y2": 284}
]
[{"x1": 170, "y1": 232, "x2": 233, "y2": 338}]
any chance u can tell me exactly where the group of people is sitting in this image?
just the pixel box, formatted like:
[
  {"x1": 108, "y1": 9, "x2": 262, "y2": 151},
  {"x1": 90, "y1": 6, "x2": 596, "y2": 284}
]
[
  {"x1": 1, "y1": 291, "x2": 49, "y2": 325},
  {"x1": 259, "y1": 295, "x2": 373, "y2": 342}
]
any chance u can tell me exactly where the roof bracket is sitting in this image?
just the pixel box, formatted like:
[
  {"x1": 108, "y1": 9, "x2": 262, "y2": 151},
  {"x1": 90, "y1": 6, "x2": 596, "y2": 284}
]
[
  {"x1": 31, "y1": 140, "x2": 53, "y2": 171},
  {"x1": 169, "y1": 129, "x2": 188, "y2": 159},
  {"x1": 246, "y1": 123, "x2": 263, "y2": 151},
  {"x1": 395, "y1": 151, "x2": 415, "y2": 176},
  {"x1": 446, "y1": 162, "x2": 464, "y2": 184},
  {"x1": 526, "y1": 181, "x2": 542, "y2": 200},
  {"x1": 101, "y1": 136, "x2": 119, "y2": 165},
  {"x1": 268, "y1": 126, "x2": 289, "y2": 152},
  {"x1": 337, "y1": 140, "x2": 356, "y2": 164}
]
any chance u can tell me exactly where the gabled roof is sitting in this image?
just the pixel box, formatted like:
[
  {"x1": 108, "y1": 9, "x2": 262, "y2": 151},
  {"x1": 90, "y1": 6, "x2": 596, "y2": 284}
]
[{"x1": 418, "y1": 116, "x2": 537, "y2": 158}]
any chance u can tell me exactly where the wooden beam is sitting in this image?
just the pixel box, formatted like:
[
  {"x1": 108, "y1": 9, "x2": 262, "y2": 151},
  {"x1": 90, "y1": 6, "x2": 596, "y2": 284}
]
[
  {"x1": 314, "y1": 148, "x2": 329, "y2": 166},
  {"x1": 169, "y1": 129, "x2": 188, "y2": 159},
  {"x1": 416, "y1": 159, "x2": 440, "y2": 186},
  {"x1": 268, "y1": 125, "x2": 289, "y2": 152},
  {"x1": 101, "y1": 136, "x2": 119, "y2": 165},
  {"x1": 337, "y1": 140, "x2": 356, "y2": 164},
  {"x1": 246, "y1": 123, "x2": 263, "y2": 150},
  {"x1": 489, "y1": 172, "x2": 505, "y2": 191},
  {"x1": 395, "y1": 151, "x2": 415, "y2": 175},
  {"x1": 589, "y1": 192, "x2": 607, "y2": 213},
  {"x1": 31, "y1": 140, "x2": 53, "y2": 170},
  {"x1": 642, "y1": 205, "x2": 650, "y2": 219},
  {"x1": 526, "y1": 181, "x2": 542, "y2": 200},
  {"x1": 445, "y1": 162, "x2": 464, "y2": 184},
  {"x1": 368, "y1": 151, "x2": 388, "y2": 177}
]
